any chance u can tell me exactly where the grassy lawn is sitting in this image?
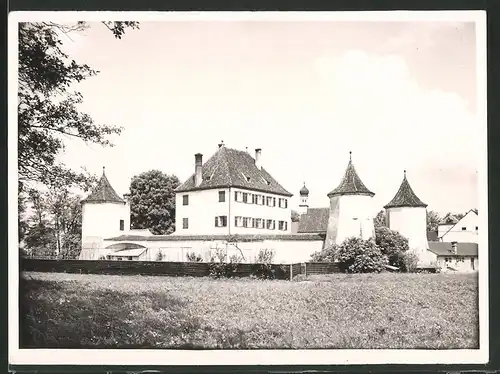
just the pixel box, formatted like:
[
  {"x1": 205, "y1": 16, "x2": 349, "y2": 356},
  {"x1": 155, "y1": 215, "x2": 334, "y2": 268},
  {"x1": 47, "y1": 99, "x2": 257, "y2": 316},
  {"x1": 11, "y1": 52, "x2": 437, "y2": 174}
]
[{"x1": 20, "y1": 271, "x2": 478, "y2": 349}]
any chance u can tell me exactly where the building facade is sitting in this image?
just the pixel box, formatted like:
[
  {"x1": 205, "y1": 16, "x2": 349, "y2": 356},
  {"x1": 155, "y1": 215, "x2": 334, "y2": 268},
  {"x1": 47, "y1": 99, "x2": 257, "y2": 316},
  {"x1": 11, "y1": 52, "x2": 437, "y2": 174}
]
[
  {"x1": 174, "y1": 144, "x2": 293, "y2": 236},
  {"x1": 439, "y1": 209, "x2": 479, "y2": 243}
]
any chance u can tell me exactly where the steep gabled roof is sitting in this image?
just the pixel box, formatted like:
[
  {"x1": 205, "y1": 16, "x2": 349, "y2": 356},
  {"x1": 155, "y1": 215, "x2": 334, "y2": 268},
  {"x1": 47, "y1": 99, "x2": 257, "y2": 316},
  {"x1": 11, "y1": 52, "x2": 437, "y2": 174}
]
[
  {"x1": 428, "y1": 242, "x2": 478, "y2": 257},
  {"x1": 175, "y1": 146, "x2": 293, "y2": 197},
  {"x1": 297, "y1": 207, "x2": 330, "y2": 233},
  {"x1": 81, "y1": 168, "x2": 125, "y2": 204},
  {"x1": 327, "y1": 152, "x2": 374, "y2": 197},
  {"x1": 439, "y1": 213, "x2": 459, "y2": 225},
  {"x1": 384, "y1": 171, "x2": 427, "y2": 209}
]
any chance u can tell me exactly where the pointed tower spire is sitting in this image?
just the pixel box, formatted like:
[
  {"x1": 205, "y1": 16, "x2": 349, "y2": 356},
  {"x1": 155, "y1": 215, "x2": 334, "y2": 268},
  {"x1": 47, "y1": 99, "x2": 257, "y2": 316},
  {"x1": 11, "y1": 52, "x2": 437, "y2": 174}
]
[
  {"x1": 81, "y1": 168, "x2": 125, "y2": 204},
  {"x1": 384, "y1": 170, "x2": 427, "y2": 209},
  {"x1": 327, "y1": 152, "x2": 374, "y2": 197}
]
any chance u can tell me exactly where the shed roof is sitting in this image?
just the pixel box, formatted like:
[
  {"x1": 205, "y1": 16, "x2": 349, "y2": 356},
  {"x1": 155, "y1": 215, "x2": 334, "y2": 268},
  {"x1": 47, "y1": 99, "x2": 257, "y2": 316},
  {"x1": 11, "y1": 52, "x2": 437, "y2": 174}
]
[
  {"x1": 384, "y1": 171, "x2": 427, "y2": 209},
  {"x1": 428, "y1": 242, "x2": 478, "y2": 257},
  {"x1": 297, "y1": 208, "x2": 330, "y2": 233},
  {"x1": 176, "y1": 146, "x2": 293, "y2": 197},
  {"x1": 108, "y1": 248, "x2": 146, "y2": 257},
  {"x1": 327, "y1": 152, "x2": 374, "y2": 197}
]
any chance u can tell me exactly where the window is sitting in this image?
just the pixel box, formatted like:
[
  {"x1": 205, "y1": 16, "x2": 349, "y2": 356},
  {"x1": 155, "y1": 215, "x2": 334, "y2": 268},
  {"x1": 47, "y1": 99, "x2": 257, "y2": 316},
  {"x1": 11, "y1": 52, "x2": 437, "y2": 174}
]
[
  {"x1": 256, "y1": 218, "x2": 263, "y2": 229},
  {"x1": 182, "y1": 218, "x2": 189, "y2": 229},
  {"x1": 235, "y1": 191, "x2": 242, "y2": 202},
  {"x1": 266, "y1": 219, "x2": 275, "y2": 230},
  {"x1": 461, "y1": 227, "x2": 467, "y2": 231},
  {"x1": 243, "y1": 217, "x2": 249, "y2": 228},
  {"x1": 252, "y1": 218, "x2": 256, "y2": 228},
  {"x1": 272, "y1": 197, "x2": 276, "y2": 207},
  {"x1": 266, "y1": 197, "x2": 272, "y2": 206},
  {"x1": 243, "y1": 193, "x2": 248, "y2": 203},
  {"x1": 183, "y1": 195, "x2": 189, "y2": 205},
  {"x1": 128, "y1": 256, "x2": 133, "y2": 261},
  {"x1": 215, "y1": 216, "x2": 227, "y2": 227},
  {"x1": 279, "y1": 221, "x2": 284, "y2": 230},
  {"x1": 251, "y1": 194, "x2": 256, "y2": 204},
  {"x1": 218, "y1": 191, "x2": 226, "y2": 202},
  {"x1": 119, "y1": 219, "x2": 124, "y2": 231},
  {"x1": 476, "y1": 226, "x2": 479, "y2": 231},
  {"x1": 284, "y1": 221, "x2": 288, "y2": 231},
  {"x1": 279, "y1": 198, "x2": 288, "y2": 208},
  {"x1": 235, "y1": 216, "x2": 243, "y2": 227},
  {"x1": 471, "y1": 258, "x2": 475, "y2": 270}
]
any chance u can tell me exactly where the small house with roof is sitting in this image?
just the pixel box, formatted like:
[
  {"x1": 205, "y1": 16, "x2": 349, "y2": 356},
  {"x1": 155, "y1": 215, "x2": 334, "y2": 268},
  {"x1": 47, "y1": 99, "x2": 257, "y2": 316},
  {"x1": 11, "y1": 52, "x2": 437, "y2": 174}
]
[
  {"x1": 427, "y1": 241, "x2": 478, "y2": 272},
  {"x1": 438, "y1": 209, "x2": 479, "y2": 244}
]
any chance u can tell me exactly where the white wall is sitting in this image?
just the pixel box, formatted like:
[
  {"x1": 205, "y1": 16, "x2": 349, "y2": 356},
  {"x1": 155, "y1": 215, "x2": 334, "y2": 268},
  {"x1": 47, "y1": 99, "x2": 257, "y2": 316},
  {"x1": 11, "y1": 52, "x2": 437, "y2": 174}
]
[
  {"x1": 324, "y1": 194, "x2": 375, "y2": 247},
  {"x1": 102, "y1": 238, "x2": 323, "y2": 264},
  {"x1": 386, "y1": 206, "x2": 429, "y2": 264},
  {"x1": 174, "y1": 187, "x2": 291, "y2": 236},
  {"x1": 441, "y1": 211, "x2": 479, "y2": 243},
  {"x1": 438, "y1": 224, "x2": 454, "y2": 240},
  {"x1": 81, "y1": 202, "x2": 130, "y2": 249}
]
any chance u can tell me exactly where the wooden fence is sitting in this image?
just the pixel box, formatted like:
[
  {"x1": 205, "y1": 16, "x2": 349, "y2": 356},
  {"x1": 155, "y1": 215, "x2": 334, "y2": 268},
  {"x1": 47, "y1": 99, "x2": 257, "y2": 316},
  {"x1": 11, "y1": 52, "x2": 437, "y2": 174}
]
[{"x1": 20, "y1": 258, "x2": 340, "y2": 280}]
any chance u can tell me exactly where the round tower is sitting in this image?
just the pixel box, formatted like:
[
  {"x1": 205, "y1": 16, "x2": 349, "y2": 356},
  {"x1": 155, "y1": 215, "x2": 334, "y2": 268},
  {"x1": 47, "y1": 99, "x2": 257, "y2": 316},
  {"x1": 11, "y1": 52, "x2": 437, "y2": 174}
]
[
  {"x1": 324, "y1": 152, "x2": 375, "y2": 248},
  {"x1": 298, "y1": 182, "x2": 309, "y2": 215},
  {"x1": 79, "y1": 167, "x2": 130, "y2": 260},
  {"x1": 384, "y1": 170, "x2": 429, "y2": 265}
]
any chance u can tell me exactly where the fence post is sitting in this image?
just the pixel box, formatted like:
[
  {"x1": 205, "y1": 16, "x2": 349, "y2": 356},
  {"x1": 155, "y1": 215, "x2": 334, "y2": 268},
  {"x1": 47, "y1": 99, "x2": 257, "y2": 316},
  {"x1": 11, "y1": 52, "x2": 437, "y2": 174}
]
[
  {"x1": 289, "y1": 263, "x2": 293, "y2": 281},
  {"x1": 303, "y1": 262, "x2": 307, "y2": 278}
]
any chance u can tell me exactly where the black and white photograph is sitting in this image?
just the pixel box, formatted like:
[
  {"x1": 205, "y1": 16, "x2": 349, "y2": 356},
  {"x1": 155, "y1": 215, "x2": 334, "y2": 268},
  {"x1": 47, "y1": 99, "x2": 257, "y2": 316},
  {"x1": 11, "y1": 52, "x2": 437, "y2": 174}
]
[{"x1": 9, "y1": 10, "x2": 488, "y2": 366}]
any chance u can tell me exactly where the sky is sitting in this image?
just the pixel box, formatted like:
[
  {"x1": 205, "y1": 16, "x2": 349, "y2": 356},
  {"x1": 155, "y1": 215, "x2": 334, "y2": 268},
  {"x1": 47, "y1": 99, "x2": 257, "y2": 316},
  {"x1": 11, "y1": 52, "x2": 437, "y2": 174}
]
[{"x1": 52, "y1": 18, "x2": 480, "y2": 216}]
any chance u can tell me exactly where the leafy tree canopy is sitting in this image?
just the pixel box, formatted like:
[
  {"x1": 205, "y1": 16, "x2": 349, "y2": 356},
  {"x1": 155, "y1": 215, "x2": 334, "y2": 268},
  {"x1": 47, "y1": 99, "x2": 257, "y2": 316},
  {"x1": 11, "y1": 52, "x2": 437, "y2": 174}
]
[
  {"x1": 18, "y1": 21, "x2": 138, "y2": 191},
  {"x1": 129, "y1": 170, "x2": 180, "y2": 235},
  {"x1": 373, "y1": 210, "x2": 386, "y2": 228},
  {"x1": 426, "y1": 210, "x2": 441, "y2": 232}
]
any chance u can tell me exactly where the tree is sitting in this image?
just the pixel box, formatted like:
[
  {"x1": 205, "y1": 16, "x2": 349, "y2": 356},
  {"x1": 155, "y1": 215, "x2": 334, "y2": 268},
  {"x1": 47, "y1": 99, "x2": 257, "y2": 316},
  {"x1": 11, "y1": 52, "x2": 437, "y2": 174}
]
[
  {"x1": 291, "y1": 210, "x2": 300, "y2": 222},
  {"x1": 129, "y1": 170, "x2": 180, "y2": 235},
  {"x1": 426, "y1": 210, "x2": 441, "y2": 232},
  {"x1": 333, "y1": 237, "x2": 387, "y2": 273},
  {"x1": 374, "y1": 210, "x2": 386, "y2": 228},
  {"x1": 375, "y1": 226, "x2": 410, "y2": 270},
  {"x1": 18, "y1": 21, "x2": 138, "y2": 189}
]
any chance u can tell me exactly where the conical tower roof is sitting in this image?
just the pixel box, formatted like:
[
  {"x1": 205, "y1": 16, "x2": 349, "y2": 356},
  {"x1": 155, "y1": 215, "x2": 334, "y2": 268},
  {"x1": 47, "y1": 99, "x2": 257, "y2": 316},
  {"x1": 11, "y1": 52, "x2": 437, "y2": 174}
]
[
  {"x1": 81, "y1": 167, "x2": 125, "y2": 204},
  {"x1": 384, "y1": 170, "x2": 427, "y2": 209},
  {"x1": 327, "y1": 152, "x2": 375, "y2": 197}
]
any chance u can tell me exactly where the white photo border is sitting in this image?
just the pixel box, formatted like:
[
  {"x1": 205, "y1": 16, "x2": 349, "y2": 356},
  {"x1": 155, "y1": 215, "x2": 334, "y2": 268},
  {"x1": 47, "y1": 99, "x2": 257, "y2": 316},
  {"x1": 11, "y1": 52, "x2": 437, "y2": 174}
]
[{"x1": 8, "y1": 10, "x2": 489, "y2": 366}]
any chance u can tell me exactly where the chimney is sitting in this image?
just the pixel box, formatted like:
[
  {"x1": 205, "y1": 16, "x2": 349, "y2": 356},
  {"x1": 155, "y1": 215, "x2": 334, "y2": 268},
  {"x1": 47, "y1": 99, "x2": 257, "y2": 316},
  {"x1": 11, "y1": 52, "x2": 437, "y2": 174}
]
[
  {"x1": 255, "y1": 148, "x2": 262, "y2": 170},
  {"x1": 195, "y1": 153, "x2": 203, "y2": 186},
  {"x1": 451, "y1": 241, "x2": 458, "y2": 254},
  {"x1": 218, "y1": 140, "x2": 224, "y2": 149}
]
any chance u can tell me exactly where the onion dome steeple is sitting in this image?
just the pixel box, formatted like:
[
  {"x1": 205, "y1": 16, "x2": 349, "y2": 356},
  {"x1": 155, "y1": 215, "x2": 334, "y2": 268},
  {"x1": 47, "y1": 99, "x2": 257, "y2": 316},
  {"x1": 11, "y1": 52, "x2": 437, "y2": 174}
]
[{"x1": 300, "y1": 182, "x2": 309, "y2": 196}]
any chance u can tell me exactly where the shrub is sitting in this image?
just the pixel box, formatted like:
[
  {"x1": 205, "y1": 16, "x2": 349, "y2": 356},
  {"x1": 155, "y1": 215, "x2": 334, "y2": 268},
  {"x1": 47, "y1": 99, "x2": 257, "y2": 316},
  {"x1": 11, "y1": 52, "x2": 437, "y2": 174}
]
[
  {"x1": 252, "y1": 249, "x2": 278, "y2": 279},
  {"x1": 375, "y1": 226, "x2": 410, "y2": 269},
  {"x1": 156, "y1": 250, "x2": 164, "y2": 261},
  {"x1": 208, "y1": 247, "x2": 240, "y2": 278},
  {"x1": 335, "y1": 237, "x2": 387, "y2": 273},
  {"x1": 186, "y1": 252, "x2": 203, "y2": 262},
  {"x1": 310, "y1": 245, "x2": 337, "y2": 263},
  {"x1": 401, "y1": 251, "x2": 419, "y2": 272}
]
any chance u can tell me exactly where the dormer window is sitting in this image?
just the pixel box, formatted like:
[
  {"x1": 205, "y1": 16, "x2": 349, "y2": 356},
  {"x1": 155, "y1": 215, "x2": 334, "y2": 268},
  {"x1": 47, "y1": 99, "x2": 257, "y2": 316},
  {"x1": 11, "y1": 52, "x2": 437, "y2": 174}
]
[{"x1": 247, "y1": 176, "x2": 251, "y2": 182}]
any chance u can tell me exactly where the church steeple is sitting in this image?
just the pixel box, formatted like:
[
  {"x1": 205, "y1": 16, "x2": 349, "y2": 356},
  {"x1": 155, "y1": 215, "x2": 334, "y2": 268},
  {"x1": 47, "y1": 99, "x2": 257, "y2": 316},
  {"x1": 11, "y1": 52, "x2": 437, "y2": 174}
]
[
  {"x1": 327, "y1": 152, "x2": 375, "y2": 197},
  {"x1": 384, "y1": 170, "x2": 427, "y2": 209}
]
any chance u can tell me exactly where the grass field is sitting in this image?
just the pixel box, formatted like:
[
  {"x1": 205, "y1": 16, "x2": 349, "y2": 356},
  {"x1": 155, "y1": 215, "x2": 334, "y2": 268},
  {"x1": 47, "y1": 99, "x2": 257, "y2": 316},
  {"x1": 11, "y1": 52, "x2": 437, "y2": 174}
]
[{"x1": 20, "y1": 271, "x2": 479, "y2": 349}]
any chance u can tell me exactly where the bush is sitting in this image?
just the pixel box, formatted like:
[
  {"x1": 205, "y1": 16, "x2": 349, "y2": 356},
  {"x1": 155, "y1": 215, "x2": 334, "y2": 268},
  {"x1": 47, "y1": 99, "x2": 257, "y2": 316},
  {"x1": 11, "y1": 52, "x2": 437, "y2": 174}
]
[
  {"x1": 252, "y1": 249, "x2": 278, "y2": 279},
  {"x1": 401, "y1": 251, "x2": 420, "y2": 272},
  {"x1": 156, "y1": 250, "x2": 164, "y2": 261},
  {"x1": 310, "y1": 245, "x2": 336, "y2": 263},
  {"x1": 208, "y1": 247, "x2": 240, "y2": 278},
  {"x1": 335, "y1": 237, "x2": 388, "y2": 273},
  {"x1": 186, "y1": 252, "x2": 203, "y2": 262},
  {"x1": 375, "y1": 226, "x2": 410, "y2": 269}
]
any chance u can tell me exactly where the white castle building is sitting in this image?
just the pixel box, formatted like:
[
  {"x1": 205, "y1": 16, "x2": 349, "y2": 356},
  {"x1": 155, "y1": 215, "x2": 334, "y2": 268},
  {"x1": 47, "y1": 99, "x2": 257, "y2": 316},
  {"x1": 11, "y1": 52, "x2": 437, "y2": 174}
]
[{"x1": 78, "y1": 144, "x2": 476, "y2": 270}]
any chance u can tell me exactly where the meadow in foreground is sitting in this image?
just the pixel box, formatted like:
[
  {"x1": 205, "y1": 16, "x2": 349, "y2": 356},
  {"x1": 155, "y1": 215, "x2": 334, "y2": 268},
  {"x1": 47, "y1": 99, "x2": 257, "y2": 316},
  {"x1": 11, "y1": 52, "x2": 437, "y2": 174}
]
[{"x1": 20, "y1": 271, "x2": 478, "y2": 349}]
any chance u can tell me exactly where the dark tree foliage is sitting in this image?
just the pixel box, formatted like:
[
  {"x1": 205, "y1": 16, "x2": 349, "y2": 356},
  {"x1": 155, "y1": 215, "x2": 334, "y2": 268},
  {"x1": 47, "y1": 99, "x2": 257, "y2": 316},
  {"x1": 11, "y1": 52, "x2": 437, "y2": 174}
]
[
  {"x1": 374, "y1": 226, "x2": 410, "y2": 269},
  {"x1": 18, "y1": 21, "x2": 139, "y2": 188},
  {"x1": 426, "y1": 210, "x2": 441, "y2": 232},
  {"x1": 373, "y1": 210, "x2": 386, "y2": 228},
  {"x1": 129, "y1": 170, "x2": 180, "y2": 235},
  {"x1": 291, "y1": 210, "x2": 300, "y2": 222}
]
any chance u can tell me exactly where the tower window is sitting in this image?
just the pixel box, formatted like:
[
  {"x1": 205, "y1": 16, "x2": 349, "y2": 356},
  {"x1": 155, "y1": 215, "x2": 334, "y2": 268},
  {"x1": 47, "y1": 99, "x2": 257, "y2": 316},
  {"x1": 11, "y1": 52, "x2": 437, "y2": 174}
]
[
  {"x1": 182, "y1": 218, "x2": 189, "y2": 229},
  {"x1": 461, "y1": 227, "x2": 467, "y2": 231},
  {"x1": 119, "y1": 220, "x2": 124, "y2": 231},
  {"x1": 183, "y1": 195, "x2": 189, "y2": 205}
]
